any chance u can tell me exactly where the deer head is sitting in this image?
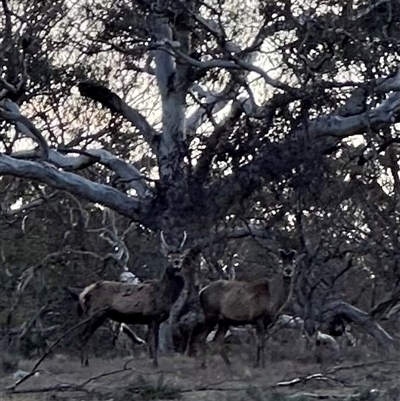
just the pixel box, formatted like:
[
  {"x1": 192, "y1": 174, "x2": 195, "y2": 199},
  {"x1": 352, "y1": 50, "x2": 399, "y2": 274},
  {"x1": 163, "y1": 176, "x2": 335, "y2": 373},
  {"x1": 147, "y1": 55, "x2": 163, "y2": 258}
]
[
  {"x1": 278, "y1": 249, "x2": 297, "y2": 278},
  {"x1": 160, "y1": 230, "x2": 187, "y2": 269}
]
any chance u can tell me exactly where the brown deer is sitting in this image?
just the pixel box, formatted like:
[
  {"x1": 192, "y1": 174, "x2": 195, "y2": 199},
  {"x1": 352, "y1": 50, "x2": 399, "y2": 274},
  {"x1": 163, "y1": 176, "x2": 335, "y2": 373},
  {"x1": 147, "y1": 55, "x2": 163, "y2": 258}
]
[
  {"x1": 110, "y1": 271, "x2": 144, "y2": 347},
  {"x1": 197, "y1": 249, "x2": 297, "y2": 368},
  {"x1": 77, "y1": 231, "x2": 187, "y2": 367}
]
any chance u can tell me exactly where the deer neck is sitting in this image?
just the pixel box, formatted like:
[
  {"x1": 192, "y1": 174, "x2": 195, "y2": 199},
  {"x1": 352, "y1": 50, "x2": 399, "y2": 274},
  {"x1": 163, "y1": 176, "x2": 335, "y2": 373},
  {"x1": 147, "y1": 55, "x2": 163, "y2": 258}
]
[
  {"x1": 160, "y1": 267, "x2": 184, "y2": 305},
  {"x1": 269, "y1": 275, "x2": 293, "y2": 315}
]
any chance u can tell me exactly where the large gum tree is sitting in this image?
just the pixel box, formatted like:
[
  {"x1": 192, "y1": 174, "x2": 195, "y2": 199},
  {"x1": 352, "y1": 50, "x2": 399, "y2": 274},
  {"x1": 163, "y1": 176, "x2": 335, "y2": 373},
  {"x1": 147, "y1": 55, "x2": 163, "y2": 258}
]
[{"x1": 1, "y1": 0, "x2": 399, "y2": 348}]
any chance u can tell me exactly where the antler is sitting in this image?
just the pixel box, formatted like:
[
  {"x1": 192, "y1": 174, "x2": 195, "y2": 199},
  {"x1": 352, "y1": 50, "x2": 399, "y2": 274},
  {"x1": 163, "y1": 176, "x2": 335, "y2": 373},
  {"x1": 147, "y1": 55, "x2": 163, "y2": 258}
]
[
  {"x1": 160, "y1": 230, "x2": 170, "y2": 250},
  {"x1": 179, "y1": 231, "x2": 187, "y2": 249},
  {"x1": 160, "y1": 230, "x2": 187, "y2": 250}
]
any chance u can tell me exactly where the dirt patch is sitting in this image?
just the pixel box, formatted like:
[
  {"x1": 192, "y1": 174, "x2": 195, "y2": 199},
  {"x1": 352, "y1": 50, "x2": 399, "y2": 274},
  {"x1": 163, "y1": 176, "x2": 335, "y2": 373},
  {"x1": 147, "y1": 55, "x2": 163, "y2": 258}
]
[{"x1": 0, "y1": 342, "x2": 399, "y2": 401}]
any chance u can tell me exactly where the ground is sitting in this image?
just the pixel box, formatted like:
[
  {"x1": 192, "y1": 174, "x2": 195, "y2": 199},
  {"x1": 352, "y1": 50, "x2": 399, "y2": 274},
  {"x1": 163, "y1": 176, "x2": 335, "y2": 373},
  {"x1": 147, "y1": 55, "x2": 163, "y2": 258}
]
[{"x1": 0, "y1": 337, "x2": 399, "y2": 401}]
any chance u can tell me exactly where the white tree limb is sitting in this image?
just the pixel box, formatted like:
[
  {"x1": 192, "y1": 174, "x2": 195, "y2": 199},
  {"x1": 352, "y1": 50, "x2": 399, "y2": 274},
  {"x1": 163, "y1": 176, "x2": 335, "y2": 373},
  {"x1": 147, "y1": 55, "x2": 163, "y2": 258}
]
[
  {"x1": 187, "y1": 53, "x2": 259, "y2": 133},
  {"x1": 77, "y1": 82, "x2": 158, "y2": 147},
  {"x1": 321, "y1": 300, "x2": 395, "y2": 348},
  {"x1": 151, "y1": 16, "x2": 188, "y2": 180},
  {"x1": 3, "y1": 198, "x2": 45, "y2": 217},
  {"x1": 99, "y1": 208, "x2": 130, "y2": 268},
  {"x1": 152, "y1": 17, "x2": 176, "y2": 99},
  {"x1": 118, "y1": 102, "x2": 159, "y2": 146},
  {"x1": 63, "y1": 149, "x2": 152, "y2": 199},
  {"x1": 309, "y1": 91, "x2": 400, "y2": 139},
  {"x1": 11, "y1": 148, "x2": 152, "y2": 199},
  {"x1": 376, "y1": 65, "x2": 400, "y2": 93},
  {"x1": 167, "y1": 46, "x2": 290, "y2": 90},
  {"x1": 0, "y1": 99, "x2": 49, "y2": 158},
  {"x1": 0, "y1": 154, "x2": 145, "y2": 221},
  {"x1": 351, "y1": 0, "x2": 391, "y2": 22},
  {"x1": 187, "y1": 88, "x2": 224, "y2": 134}
]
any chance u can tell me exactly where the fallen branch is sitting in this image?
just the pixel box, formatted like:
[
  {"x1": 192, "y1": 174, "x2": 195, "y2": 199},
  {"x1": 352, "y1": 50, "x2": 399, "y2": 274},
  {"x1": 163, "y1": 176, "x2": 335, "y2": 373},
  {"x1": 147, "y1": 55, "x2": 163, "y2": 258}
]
[
  {"x1": 3, "y1": 383, "x2": 91, "y2": 395},
  {"x1": 6, "y1": 314, "x2": 101, "y2": 391},
  {"x1": 276, "y1": 359, "x2": 398, "y2": 387},
  {"x1": 321, "y1": 300, "x2": 395, "y2": 347}
]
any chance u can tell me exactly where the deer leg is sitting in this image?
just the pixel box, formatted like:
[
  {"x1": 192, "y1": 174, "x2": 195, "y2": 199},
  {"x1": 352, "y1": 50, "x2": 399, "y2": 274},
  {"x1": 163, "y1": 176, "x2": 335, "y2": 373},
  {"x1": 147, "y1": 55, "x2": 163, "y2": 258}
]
[
  {"x1": 120, "y1": 323, "x2": 146, "y2": 346},
  {"x1": 148, "y1": 321, "x2": 160, "y2": 368},
  {"x1": 198, "y1": 320, "x2": 216, "y2": 369},
  {"x1": 80, "y1": 314, "x2": 106, "y2": 366},
  {"x1": 186, "y1": 328, "x2": 195, "y2": 357},
  {"x1": 187, "y1": 320, "x2": 211, "y2": 357},
  {"x1": 255, "y1": 321, "x2": 266, "y2": 368},
  {"x1": 111, "y1": 321, "x2": 121, "y2": 346},
  {"x1": 214, "y1": 322, "x2": 231, "y2": 367}
]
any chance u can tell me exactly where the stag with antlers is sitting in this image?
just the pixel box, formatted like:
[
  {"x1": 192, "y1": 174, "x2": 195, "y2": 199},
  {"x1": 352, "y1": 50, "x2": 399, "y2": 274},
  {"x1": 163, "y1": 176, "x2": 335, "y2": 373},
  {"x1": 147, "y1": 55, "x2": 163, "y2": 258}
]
[{"x1": 76, "y1": 231, "x2": 187, "y2": 367}]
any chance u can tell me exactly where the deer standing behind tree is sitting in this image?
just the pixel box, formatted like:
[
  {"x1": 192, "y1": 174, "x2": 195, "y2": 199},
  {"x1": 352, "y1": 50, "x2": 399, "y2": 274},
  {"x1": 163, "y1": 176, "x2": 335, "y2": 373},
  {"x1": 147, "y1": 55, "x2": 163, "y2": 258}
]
[
  {"x1": 77, "y1": 232, "x2": 186, "y2": 367},
  {"x1": 196, "y1": 249, "x2": 297, "y2": 368},
  {"x1": 110, "y1": 271, "x2": 145, "y2": 348}
]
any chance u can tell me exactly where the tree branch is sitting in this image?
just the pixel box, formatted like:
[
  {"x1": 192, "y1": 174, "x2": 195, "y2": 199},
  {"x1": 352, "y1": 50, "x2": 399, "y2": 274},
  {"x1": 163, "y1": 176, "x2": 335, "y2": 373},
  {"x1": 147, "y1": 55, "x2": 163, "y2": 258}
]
[
  {"x1": 11, "y1": 148, "x2": 152, "y2": 199},
  {"x1": 0, "y1": 99, "x2": 49, "y2": 158},
  {"x1": 0, "y1": 154, "x2": 149, "y2": 223},
  {"x1": 208, "y1": 83, "x2": 400, "y2": 219},
  {"x1": 321, "y1": 300, "x2": 395, "y2": 347},
  {"x1": 187, "y1": 52, "x2": 258, "y2": 134},
  {"x1": 78, "y1": 81, "x2": 158, "y2": 148}
]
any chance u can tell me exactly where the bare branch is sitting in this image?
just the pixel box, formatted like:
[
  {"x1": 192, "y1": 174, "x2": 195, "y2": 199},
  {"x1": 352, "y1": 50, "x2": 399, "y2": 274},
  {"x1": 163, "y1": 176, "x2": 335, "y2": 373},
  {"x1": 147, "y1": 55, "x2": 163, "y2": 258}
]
[
  {"x1": 311, "y1": 91, "x2": 400, "y2": 139},
  {"x1": 187, "y1": 53, "x2": 259, "y2": 133},
  {"x1": 78, "y1": 82, "x2": 158, "y2": 147},
  {"x1": 11, "y1": 148, "x2": 152, "y2": 199},
  {"x1": 0, "y1": 77, "x2": 18, "y2": 95},
  {"x1": 351, "y1": 0, "x2": 391, "y2": 22},
  {"x1": 321, "y1": 300, "x2": 395, "y2": 347},
  {"x1": 207, "y1": 76, "x2": 400, "y2": 221},
  {"x1": 165, "y1": 45, "x2": 291, "y2": 90},
  {"x1": 2, "y1": 192, "x2": 59, "y2": 217},
  {"x1": 0, "y1": 154, "x2": 147, "y2": 222},
  {"x1": 0, "y1": 99, "x2": 49, "y2": 158},
  {"x1": 192, "y1": 223, "x2": 277, "y2": 251},
  {"x1": 98, "y1": 208, "x2": 130, "y2": 268}
]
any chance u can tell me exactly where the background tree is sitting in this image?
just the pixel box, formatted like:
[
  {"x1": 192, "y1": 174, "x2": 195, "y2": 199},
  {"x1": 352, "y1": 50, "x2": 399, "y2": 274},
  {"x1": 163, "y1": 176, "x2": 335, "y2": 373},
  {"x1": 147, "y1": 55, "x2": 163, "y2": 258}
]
[{"x1": 0, "y1": 0, "x2": 399, "y2": 353}]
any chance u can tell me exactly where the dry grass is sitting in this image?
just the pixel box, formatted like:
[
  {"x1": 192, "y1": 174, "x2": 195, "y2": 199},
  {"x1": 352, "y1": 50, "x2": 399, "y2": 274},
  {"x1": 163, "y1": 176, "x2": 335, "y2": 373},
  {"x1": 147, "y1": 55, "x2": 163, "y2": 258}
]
[{"x1": 0, "y1": 339, "x2": 399, "y2": 401}]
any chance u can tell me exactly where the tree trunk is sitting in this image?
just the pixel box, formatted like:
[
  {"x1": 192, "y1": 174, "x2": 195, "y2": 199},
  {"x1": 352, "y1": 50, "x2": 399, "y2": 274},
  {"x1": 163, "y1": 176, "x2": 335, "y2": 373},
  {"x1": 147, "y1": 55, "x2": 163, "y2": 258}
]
[{"x1": 321, "y1": 300, "x2": 395, "y2": 348}]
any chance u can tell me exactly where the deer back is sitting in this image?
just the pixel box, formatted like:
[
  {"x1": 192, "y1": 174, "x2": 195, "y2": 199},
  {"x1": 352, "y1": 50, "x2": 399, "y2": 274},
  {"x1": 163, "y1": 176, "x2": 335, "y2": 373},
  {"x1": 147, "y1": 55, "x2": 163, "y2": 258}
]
[
  {"x1": 79, "y1": 281, "x2": 158, "y2": 316},
  {"x1": 200, "y1": 251, "x2": 296, "y2": 324},
  {"x1": 200, "y1": 280, "x2": 271, "y2": 322}
]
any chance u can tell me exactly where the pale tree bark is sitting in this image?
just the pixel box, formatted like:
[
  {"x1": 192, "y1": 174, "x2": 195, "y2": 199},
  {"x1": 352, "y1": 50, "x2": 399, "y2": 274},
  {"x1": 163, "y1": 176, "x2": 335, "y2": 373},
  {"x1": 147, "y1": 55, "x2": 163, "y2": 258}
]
[{"x1": 2, "y1": 69, "x2": 400, "y2": 229}]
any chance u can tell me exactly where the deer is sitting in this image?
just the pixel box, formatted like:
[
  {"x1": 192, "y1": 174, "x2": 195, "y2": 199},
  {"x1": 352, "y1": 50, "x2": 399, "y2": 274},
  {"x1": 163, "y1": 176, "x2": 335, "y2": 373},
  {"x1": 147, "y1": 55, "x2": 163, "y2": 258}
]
[
  {"x1": 110, "y1": 271, "x2": 145, "y2": 348},
  {"x1": 196, "y1": 249, "x2": 297, "y2": 368},
  {"x1": 76, "y1": 231, "x2": 187, "y2": 367},
  {"x1": 67, "y1": 272, "x2": 146, "y2": 357}
]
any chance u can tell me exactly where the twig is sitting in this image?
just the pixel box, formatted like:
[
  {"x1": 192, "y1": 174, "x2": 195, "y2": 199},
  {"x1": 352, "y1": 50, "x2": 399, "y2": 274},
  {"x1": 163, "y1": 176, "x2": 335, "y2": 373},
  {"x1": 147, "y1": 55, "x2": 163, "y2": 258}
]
[
  {"x1": 6, "y1": 314, "x2": 99, "y2": 391},
  {"x1": 275, "y1": 359, "x2": 398, "y2": 387},
  {"x1": 80, "y1": 367, "x2": 134, "y2": 387},
  {"x1": 4, "y1": 383, "x2": 91, "y2": 394}
]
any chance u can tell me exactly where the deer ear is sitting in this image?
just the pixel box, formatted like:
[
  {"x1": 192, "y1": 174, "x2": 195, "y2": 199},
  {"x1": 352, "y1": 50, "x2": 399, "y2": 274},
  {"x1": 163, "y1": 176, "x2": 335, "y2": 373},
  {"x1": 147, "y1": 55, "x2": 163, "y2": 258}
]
[
  {"x1": 279, "y1": 249, "x2": 287, "y2": 258},
  {"x1": 288, "y1": 250, "x2": 297, "y2": 259}
]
